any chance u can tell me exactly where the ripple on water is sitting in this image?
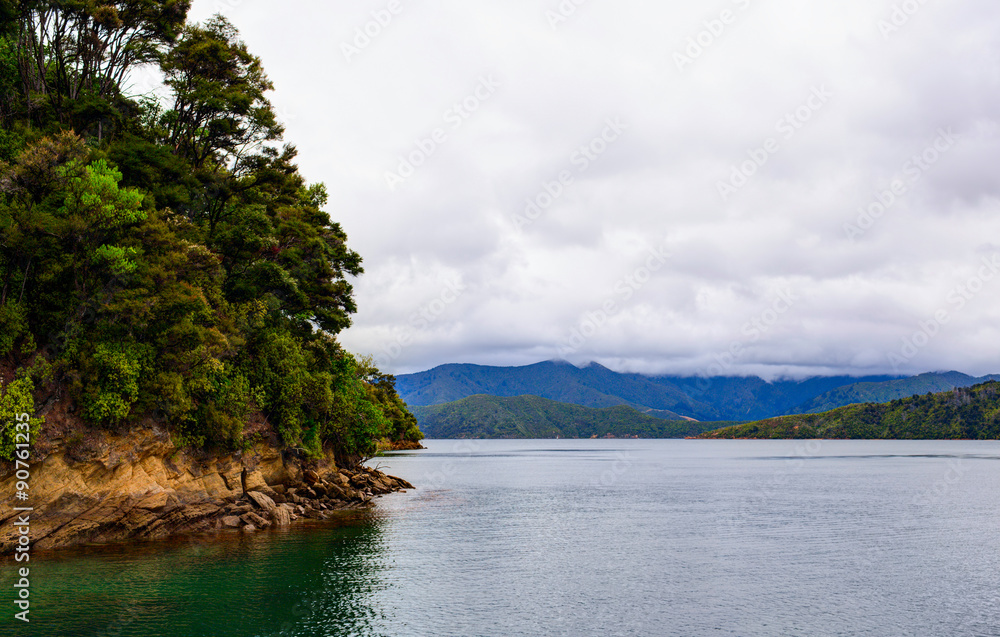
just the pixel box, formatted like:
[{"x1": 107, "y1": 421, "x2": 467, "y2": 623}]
[{"x1": 5, "y1": 439, "x2": 1000, "y2": 637}]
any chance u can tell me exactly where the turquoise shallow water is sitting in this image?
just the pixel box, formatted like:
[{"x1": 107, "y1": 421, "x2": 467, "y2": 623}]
[{"x1": 3, "y1": 439, "x2": 1000, "y2": 636}]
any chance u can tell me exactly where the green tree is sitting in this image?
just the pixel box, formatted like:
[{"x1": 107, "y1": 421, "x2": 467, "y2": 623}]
[
  {"x1": 0, "y1": 372, "x2": 44, "y2": 460},
  {"x1": 160, "y1": 14, "x2": 281, "y2": 172},
  {"x1": 0, "y1": 6, "x2": 420, "y2": 467},
  {"x1": 15, "y1": 0, "x2": 190, "y2": 129}
]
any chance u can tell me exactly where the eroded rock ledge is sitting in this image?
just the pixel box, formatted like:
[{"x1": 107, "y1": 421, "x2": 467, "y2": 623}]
[{"x1": 0, "y1": 426, "x2": 413, "y2": 553}]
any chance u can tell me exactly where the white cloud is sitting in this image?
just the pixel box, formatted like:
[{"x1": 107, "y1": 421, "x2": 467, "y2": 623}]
[{"x1": 188, "y1": 0, "x2": 1000, "y2": 377}]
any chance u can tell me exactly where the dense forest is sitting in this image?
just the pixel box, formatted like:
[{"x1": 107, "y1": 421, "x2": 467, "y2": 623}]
[
  {"x1": 411, "y1": 394, "x2": 730, "y2": 439},
  {"x1": 0, "y1": 1, "x2": 420, "y2": 464},
  {"x1": 700, "y1": 381, "x2": 1000, "y2": 440}
]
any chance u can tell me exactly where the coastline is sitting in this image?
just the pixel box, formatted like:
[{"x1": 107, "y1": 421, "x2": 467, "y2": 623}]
[
  {"x1": 0, "y1": 426, "x2": 415, "y2": 554},
  {"x1": 380, "y1": 439, "x2": 426, "y2": 451}
]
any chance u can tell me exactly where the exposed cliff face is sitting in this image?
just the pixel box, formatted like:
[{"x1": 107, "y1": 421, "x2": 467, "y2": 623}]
[{"x1": 0, "y1": 425, "x2": 413, "y2": 553}]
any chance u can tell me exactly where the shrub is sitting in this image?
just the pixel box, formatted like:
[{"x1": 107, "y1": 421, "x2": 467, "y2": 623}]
[{"x1": 0, "y1": 374, "x2": 44, "y2": 461}]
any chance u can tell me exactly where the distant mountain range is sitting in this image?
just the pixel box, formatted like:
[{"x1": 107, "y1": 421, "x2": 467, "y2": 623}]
[
  {"x1": 398, "y1": 360, "x2": 718, "y2": 417},
  {"x1": 396, "y1": 361, "x2": 1000, "y2": 435},
  {"x1": 411, "y1": 395, "x2": 727, "y2": 440},
  {"x1": 701, "y1": 381, "x2": 1000, "y2": 440}
]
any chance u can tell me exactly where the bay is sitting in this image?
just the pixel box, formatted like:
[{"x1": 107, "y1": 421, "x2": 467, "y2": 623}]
[{"x1": 5, "y1": 439, "x2": 1000, "y2": 636}]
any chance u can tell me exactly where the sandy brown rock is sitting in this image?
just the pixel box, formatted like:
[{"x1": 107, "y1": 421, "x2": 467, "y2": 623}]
[
  {"x1": 247, "y1": 490, "x2": 276, "y2": 515},
  {"x1": 240, "y1": 511, "x2": 270, "y2": 529},
  {"x1": 379, "y1": 439, "x2": 426, "y2": 451},
  {"x1": 270, "y1": 504, "x2": 292, "y2": 527},
  {"x1": 0, "y1": 425, "x2": 414, "y2": 553}
]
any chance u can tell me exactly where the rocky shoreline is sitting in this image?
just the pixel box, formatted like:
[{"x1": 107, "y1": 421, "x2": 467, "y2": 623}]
[
  {"x1": 212, "y1": 464, "x2": 413, "y2": 534},
  {"x1": 0, "y1": 426, "x2": 415, "y2": 554},
  {"x1": 381, "y1": 439, "x2": 426, "y2": 451}
]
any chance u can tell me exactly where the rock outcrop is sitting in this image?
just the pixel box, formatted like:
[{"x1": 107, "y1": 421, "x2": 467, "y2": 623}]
[
  {"x1": 0, "y1": 425, "x2": 414, "y2": 553},
  {"x1": 379, "y1": 439, "x2": 426, "y2": 451}
]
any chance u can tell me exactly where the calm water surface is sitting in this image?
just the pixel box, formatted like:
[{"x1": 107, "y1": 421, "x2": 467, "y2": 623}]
[{"x1": 4, "y1": 439, "x2": 1000, "y2": 636}]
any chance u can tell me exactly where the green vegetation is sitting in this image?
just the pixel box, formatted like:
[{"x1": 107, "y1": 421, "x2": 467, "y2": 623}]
[
  {"x1": 0, "y1": 2, "x2": 420, "y2": 463},
  {"x1": 395, "y1": 361, "x2": 900, "y2": 421},
  {"x1": 410, "y1": 394, "x2": 729, "y2": 439},
  {"x1": 790, "y1": 372, "x2": 1000, "y2": 414},
  {"x1": 0, "y1": 370, "x2": 44, "y2": 459},
  {"x1": 398, "y1": 363, "x2": 1000, "y2": 424},
  {"x1": 700, "y1": 382, "x2": 1000, "y2": 440},
  {"x1": 397, "y1": 361, "x2": 721, "y2": 419}
]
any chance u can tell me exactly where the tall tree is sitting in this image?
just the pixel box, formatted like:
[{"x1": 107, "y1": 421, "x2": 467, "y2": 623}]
[
  {"x1": 14, "y1": 0, "x2": 190, "y2": 127},
  {"x1": 0, "y1": 7, "x2": 421, "y2": 462},
  {"x1": 159, "y1": 14, "x2": 281, "y2": 172}
]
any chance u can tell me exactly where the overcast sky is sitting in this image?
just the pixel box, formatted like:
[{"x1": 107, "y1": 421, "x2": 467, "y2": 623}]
[{"x1": 184, "y1": 0, "x2": 1000, "y2": 378}]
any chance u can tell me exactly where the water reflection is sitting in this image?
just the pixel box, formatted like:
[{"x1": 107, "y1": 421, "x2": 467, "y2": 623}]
[
  {"x1": 5, "y1": 439, "x2": 1000, "y2": 637},
  {"x1": 3, "y1": 513, "x2": 394, "y2": 637}
]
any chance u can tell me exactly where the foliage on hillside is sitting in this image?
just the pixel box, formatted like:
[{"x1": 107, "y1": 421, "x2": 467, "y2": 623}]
[
  {"x1": 0, "y1": 2, "x2": 420, "y2": 463},
  {"x1": 662, "y1": 373, "x2": 899, "y2": 420},
  {"x1": 410, "y1": 394, "x2": 728, "y2": 439},
  {"x1": 789, "y1": 372, "x2": 1000, "y2": 414},
  {"x1": 700, "y1": 382, "x2": 1000, "y2": 440},
  {"x1": 395, "y1": 361, "x2": 898, "y2": 421},
  {"x1": 397, "y1": 361, "x2": 731, "y2": 420}
]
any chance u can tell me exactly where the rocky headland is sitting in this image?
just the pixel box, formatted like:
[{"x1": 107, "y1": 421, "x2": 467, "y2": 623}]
[{"x1": 0, "y1": 424, "x2": 414, "y2": 554}]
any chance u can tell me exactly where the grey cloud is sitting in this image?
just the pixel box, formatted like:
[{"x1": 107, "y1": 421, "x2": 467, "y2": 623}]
[{"x1": 187, "y1": 0, "x2": 1000, "y2": 377}]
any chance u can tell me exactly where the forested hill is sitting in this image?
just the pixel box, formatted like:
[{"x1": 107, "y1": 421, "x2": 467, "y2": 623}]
[
  {"x1": 410, "y1": 395, "x2": 725, "y2": 440},
  {"x1": 789, "y1": 372, "x2": 1000, "y2": 414},
  {"x1": 395, "y1": 361, "x2": 899, "y2": 421},
  {"x1": 397, "y1": 361, "x2": 716, "y2": 417},
  {"x1": 700, "y1": 382, "x2": 1000, "y2": 440},
  {"x1": 0, "y1": 4, "x2": 419, "y2": 463}
]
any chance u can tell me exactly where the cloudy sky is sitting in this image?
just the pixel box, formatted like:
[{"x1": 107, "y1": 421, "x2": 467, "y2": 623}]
[{"x1": 185, "y1": 0, "x2": 1000, "y2": 378}]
